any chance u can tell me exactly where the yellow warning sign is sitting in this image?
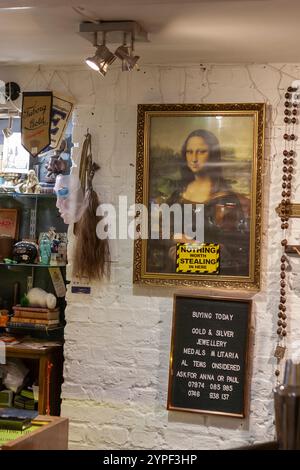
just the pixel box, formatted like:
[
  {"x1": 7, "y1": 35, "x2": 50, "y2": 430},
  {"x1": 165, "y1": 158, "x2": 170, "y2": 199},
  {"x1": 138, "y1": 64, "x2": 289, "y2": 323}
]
[{"x1": 176, "y1": 243, "x2": 220, "y2": 274}]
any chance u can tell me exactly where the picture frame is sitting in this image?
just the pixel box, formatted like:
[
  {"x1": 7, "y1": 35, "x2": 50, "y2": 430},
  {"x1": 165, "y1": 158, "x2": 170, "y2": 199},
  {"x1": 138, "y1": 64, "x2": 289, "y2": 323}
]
[
  {"x1": 167, "y1": 293, "x2": 252, "y2": 418},
  {"x1": 2, "y1": 131, "x2": 30, "y2": 174},
  {"x1": 0, "y1": 208, "x2": 19, "y2": 239},
  {"x1": 133, "y1": 103, "x2": 265, "y2": 290}
]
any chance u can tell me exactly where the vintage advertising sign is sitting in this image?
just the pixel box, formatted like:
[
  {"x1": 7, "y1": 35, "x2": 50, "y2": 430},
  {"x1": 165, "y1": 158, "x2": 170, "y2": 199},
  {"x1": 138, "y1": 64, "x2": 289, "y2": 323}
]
[
  {"x1": 50, "y1": 94, "x2": 74, "y2": 150},
  {"x1": 176, "y1": 243, "x2": 220, "y2": 274},
  {"x1": 21, "y1": 91, "x2": 52, "y2": 157},
  {"x1": 0, "y1": 209, "x2": 19, "y2": 239}
]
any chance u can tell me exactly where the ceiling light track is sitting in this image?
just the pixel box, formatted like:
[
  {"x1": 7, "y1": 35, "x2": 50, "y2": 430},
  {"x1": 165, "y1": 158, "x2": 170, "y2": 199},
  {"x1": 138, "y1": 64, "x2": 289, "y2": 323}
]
[
  {"x1": 79, "y1": 21, "x2": 148, "y2": 44},
  {"x1": 80, "y1": 21, "x2": 148, "y2": 77}
]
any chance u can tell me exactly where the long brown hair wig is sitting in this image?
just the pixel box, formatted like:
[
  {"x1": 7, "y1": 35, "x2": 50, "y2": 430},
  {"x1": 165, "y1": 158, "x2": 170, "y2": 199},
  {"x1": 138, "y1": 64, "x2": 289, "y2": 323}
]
[{"x1": 72, "y1": 133, "x2": 110, "y2": 280}]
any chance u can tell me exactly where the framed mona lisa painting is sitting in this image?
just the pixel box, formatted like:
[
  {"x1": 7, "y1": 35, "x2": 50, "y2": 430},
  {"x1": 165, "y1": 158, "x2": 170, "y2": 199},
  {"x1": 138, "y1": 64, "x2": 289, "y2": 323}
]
[{"x1": 133, "y1": 103, "x2": 265, "y2": 290}]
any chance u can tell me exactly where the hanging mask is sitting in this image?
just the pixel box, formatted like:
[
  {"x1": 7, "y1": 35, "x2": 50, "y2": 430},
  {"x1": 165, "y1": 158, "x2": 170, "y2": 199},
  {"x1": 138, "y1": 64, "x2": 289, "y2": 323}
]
[{"x1": 54, "y1": 174, "x2": 84, "y2": 225}]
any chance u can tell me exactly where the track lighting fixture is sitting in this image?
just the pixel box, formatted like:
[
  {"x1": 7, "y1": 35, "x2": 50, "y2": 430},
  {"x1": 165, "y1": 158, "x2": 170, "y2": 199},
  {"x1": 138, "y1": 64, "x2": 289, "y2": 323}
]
[
  {"x1": 85, "y1": 32, "x2": 116, "y2": 76},
  {"x1": 115, "y1": 34, "x2": 140, "y2": 72},
  {"x1": 81, "y1": 21, "x2": 148, "y2": 77}
]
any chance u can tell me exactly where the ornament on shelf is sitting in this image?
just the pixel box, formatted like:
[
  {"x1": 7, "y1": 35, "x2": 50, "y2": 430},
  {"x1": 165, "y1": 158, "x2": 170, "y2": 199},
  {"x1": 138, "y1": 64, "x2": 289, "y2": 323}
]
[
  {"x1": 16, "y1": 169, "x2": 41, "y2": 194},
  {"x1": 45, "y1": 139, "x2": 68, "y2": 182},
  {"x1": 12, "y1": 240, "x2": 38, "y2": 264},
  {"x1": 39, "y1": 233, "x2": 52, "y2": 265},
  {"x1": 26, "y1": 287, "x2": 56, "y2": 310}
]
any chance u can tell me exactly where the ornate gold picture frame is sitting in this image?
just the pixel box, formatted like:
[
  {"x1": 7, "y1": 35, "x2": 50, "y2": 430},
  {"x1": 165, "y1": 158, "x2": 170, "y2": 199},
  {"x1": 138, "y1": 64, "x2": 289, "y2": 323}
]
[{"x1": 133, "y1": 103, "x2": 265, "y2": 290}]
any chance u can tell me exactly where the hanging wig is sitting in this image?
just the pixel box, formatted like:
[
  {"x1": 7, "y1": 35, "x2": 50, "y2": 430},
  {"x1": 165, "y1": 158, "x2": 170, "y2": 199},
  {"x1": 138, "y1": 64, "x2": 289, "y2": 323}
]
[{"x1": 72, "y1": 133, "x2": 110, "y2": 280}]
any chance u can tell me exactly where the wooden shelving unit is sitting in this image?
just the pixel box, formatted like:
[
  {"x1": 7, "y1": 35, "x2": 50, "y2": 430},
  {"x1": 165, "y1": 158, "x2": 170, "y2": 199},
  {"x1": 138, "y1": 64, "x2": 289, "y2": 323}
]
[{"x1": 5, "y1": 341, "x2": 63, "y2": 416}]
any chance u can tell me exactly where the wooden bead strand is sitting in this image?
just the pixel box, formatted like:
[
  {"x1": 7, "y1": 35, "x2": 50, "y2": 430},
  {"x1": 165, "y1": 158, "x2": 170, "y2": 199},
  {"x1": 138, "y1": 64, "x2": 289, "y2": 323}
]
[{"x1": 276, "y1": 85, "x2": 298, "y2": 380}]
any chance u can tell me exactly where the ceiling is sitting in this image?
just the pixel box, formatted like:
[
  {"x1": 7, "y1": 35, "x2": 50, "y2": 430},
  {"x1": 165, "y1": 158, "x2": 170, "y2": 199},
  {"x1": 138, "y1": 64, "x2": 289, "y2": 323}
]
[{"x1": 0, "y1": 0, "x2": 299, "y2": 65}]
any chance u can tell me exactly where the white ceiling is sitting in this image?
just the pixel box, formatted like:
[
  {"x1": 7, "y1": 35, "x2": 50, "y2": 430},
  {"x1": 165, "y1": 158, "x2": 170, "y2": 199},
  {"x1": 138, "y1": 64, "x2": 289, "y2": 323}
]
[{"x1": 0, "y1": 0, "x2": 299, "y2": 65}]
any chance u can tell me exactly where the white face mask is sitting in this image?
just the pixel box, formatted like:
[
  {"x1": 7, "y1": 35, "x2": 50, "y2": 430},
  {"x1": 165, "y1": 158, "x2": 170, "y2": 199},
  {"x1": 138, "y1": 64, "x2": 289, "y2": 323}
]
[{"x1": 54, "y1": 174, "x2": 84, "y2": 224}]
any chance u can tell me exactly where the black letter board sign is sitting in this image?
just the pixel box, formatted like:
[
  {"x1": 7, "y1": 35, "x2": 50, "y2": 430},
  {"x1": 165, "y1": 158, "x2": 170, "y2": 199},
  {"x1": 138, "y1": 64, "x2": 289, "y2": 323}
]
[{"x1": 167, "y1": 294, "x2": 252, "y2": 418}]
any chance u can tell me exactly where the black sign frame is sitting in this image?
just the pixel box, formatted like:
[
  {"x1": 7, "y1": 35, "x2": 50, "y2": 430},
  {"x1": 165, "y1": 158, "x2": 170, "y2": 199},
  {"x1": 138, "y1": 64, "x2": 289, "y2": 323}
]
[{"x1": 167, "y1": 294, "x2": 252, "y2": 418}]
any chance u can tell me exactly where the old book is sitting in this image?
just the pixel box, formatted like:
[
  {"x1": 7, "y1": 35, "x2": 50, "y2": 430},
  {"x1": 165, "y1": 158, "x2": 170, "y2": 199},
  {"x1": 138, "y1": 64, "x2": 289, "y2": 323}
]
[
  {"x1": 0, "y1": 416, "x2": 31, "y2": 431},
  {"x1": 13, "y1": 306, "x2": 59, "y2": 320},
  {"x1": 0, "y1": 408, "x2": 38, "y2": 420},
  {"x1": 7, "y1": 322, "x2": 59, "y2": 331},
  {"x1": 14, "y1": 311, "x2": 59, "y2": 320},
  {"x1": 10, "y1": 317, "x2": 59, "y2": 325}
]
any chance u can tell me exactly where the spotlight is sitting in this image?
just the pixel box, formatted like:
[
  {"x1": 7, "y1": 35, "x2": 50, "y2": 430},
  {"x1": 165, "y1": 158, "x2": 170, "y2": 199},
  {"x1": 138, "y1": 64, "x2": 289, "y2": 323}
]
[
  {"x1": 81, "y1": 22, "x2": 146, "y2": 75},
  {"x1": 115, "y1": 45, "x2": 139, "y2": 71},
  {"x1": 86, "y1": 45, "x2": 116, "y2": 76},
  {"x1": 115, "y1": 34, "x2": 139, "y2": 71},
  {"x1": 85, "y1": 32, "x2": 116, "y2": 76}
]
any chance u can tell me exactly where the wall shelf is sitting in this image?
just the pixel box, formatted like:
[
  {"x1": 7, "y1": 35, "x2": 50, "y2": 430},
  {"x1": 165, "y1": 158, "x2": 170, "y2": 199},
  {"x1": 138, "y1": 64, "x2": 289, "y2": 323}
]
[
  {"x1": 0, "y1": 192, "x2": 56, "y2": 199},
  {"x1": 0, "y1": 177, "x2": 67, "y2": 415},
  {"x1": 5, "y1": 340, "x2": 64, "y2": 415},
  {"x1": 0, "y1": 263, "x2": 66, "y2": 268}
]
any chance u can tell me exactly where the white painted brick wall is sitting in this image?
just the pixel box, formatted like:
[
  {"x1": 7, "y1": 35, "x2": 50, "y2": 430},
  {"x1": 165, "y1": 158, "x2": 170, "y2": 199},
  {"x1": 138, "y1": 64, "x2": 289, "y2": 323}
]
[{"x1": 1, "y1": 63, "x2": 300, "y2": 449}]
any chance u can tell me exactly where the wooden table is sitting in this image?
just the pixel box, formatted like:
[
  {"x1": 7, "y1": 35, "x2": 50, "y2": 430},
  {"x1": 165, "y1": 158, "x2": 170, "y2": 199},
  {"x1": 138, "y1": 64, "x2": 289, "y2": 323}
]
[{"x1": 1, "y1": 415, "x2": 68, "y2": 450}]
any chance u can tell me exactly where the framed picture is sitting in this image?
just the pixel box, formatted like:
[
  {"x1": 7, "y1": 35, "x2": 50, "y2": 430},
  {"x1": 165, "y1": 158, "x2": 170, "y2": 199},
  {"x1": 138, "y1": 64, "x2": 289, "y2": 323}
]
[
  {"x1": 2, "y1": 132, "x2": 30, "y2": 174},
  {"x1": 133, "y1": 103, "x2": 265, "y2": 290},
  {"x1": 167, "y1": 293, "x2": 252, "y2": 418},
  {"x1": 0, "y1": 208, "x2": 19, "y2": 239}
]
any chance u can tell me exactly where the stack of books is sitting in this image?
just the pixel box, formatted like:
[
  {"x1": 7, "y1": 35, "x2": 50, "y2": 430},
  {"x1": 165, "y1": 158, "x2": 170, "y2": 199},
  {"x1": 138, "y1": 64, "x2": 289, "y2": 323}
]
[
  {"x1": 0, "y1": 416, "x2": 32, "y2": 431},
  {"x1": 0, "y1": 407, "x2": 37, "y2": 431},
  {"x1": 0, "y1": 389, "x2": 13, "y2": 408},
  {"x1": 9, "y1": 306, "x2": 60, "y2": 330},
  {"x1": 14, "y1": 388, "x2": 37, "y2": 411}
]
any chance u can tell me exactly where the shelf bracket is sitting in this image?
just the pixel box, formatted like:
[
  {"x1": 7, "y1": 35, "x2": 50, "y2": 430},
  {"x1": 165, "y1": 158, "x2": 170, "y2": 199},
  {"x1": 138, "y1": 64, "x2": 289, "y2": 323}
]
[{"x1": 29, "y1": 198, "x2": 37, "y2": 240}]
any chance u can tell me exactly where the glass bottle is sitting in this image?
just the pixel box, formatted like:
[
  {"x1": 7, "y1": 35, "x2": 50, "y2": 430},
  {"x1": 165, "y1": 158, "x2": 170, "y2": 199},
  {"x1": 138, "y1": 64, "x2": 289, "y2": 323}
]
[{"x1": 39, "y1": 233, "x2": 52, "y2": 265}]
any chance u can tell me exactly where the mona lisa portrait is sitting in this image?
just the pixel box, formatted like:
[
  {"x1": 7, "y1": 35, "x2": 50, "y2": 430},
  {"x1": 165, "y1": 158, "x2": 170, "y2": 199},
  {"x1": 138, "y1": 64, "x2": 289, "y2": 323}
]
[{"x1": 134, "y1": 103, "x2": 265, "y2": 290}]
